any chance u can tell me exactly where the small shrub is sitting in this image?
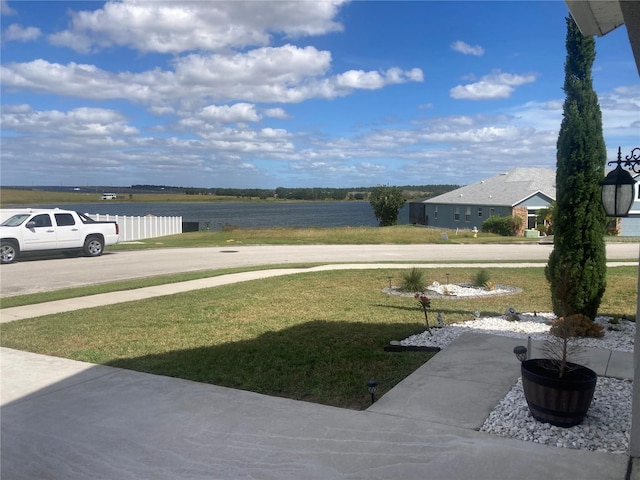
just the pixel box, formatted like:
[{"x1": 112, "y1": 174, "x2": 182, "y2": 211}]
[
  {"x1": 484, "y1": 280, "x2": 495, "y2": 291},
  {"x1": 473, "y1": 269, "x2": 491, "y2": 288},
  {"x1": 401, "y1": 268, "x2": 425, "y2": 292},
  {"x1": 481, "y1": 215, "x2": 522, "y2": 236},
  {"x1": 551, "y1": 314, "x2": 604, "y2": 339}
]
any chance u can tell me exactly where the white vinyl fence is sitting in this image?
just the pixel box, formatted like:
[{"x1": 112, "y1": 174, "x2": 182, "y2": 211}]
[
  {"x1": 0, "y1": 209, "x2": 182, "y2": 242},
  {"x1": 87, "y1": 214, "x2": 183, "y2": 242}
]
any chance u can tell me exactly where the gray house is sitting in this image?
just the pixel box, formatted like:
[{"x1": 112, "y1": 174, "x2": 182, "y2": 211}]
[{"x1": 409, "y1": 168, "x2": 556, "y2": 236}]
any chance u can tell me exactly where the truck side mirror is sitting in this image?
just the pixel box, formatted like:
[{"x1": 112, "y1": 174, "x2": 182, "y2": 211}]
[{"x1": 26, "y1": 221, "x2": 36, "y2": 228}]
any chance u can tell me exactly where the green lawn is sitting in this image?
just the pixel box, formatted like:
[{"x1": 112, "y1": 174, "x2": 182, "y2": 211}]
[{"x1": 2, "y1": 266, "x2": 637, "y2": 410}]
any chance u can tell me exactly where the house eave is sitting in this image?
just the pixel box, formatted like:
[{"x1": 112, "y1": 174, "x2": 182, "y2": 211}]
[{"x1": 566, "y1": 0, "x2": 640, "y2": 76}]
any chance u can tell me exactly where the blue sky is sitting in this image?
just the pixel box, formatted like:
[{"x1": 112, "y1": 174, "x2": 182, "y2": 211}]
[{"x1": 1, "y1": 0, "x2": 638, "y2": 189}]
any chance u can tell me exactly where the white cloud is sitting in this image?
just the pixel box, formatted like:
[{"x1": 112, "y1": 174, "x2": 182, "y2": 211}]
[
  {"x1": 263, "y1": 108, "x2": 291, "y2": 119},
  {"x1": 332, "y1": 68, "x2": 423, "y2": 92},
  {"x1": 1, "y1": 0, "x2": 16, "y2": 16},
  {"x1": 450, "y1": 71, "x2": 537, "y2": 100},
  {"x1": 48, "y1": 0, "x2": 347, "y2": 54},
  {"x1": 4, "y1": 24, "x2": 41, "y2": 42},
  {"x1": 600, "y1": 84, "x2": 640, "y2": 139},
  {"x1": 335, "y1": 70, "x2": 387, "y2": 90},
  {"x1": 450, "y1": 40, "x2": 485, "y2": 56},
  {"x1": 199, "y1": 104, "x2": 261, "y2": 124},
  {"x1": 1, "y1": 49, "x2": 422, "y2": 105},
  {"x1": 1, "y1": 105, "x2": 139, "y2": 137}
]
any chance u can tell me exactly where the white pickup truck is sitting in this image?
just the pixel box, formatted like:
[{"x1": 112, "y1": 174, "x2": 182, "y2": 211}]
[{"x1": 0, "y1": 209, "x2": 120, "y2": 264}]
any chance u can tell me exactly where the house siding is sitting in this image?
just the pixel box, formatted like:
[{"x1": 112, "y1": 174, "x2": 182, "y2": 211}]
[
  {"x1": 518, "y1": 192, "x2": 554, "y2": 208},
  {"x1": 621, "y1": 214, "x2": 640, "y2": 236},
  {"x1": 421, "y1": 204, "x2": 512, "y2": 230}
]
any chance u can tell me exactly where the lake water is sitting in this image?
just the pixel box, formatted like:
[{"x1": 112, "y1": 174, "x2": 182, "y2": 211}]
[{"x1": 34, "y1": 201, "x2": 410, "y2": 230}]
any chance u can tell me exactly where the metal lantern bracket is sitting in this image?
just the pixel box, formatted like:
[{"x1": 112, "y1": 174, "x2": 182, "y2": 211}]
[{"x1": 608, "y1": 146, "x2": 640, "y2": 174}]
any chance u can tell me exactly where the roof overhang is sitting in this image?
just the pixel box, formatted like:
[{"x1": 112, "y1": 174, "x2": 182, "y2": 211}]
[{"x1": 565, "y1": 0, "x2": 640, "y2": 75}]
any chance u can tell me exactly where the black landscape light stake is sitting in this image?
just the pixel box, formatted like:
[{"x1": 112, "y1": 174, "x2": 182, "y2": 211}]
[
  {"x1": 513, "y1": 346, "x2": 528, "y2": 363},
  {"x1": 367, "y1": 379, "x2": 378, "y2": 404},
  {"x1": 446, "y1": 273, "x2": 450, "y2": 284},
  {"x1": 388, "y1": 276, "x2": 393, "y2": 289}
]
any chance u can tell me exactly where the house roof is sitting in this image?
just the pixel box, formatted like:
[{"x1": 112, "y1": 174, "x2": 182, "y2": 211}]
[{"x1": 423, "y1": 168, "x2": 556, "y2": 207}]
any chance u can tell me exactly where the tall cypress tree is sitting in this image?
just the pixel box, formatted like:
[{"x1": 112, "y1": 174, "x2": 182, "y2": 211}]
[{"x1": 546, "y1": 16, "x2": 607, "y2": 319}]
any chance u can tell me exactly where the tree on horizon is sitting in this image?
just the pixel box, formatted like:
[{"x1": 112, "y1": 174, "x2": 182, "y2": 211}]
[{"x1": 545, "y1": 16, "x2": 607, "y2": 319}]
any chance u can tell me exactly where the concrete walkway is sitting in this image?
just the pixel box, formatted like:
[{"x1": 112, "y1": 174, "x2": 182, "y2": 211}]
[{"x1": 0, "y1": 265, "x2": 636, "y2": 479}]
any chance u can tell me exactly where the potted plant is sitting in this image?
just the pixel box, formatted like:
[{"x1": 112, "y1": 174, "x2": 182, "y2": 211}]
[{"x1": 520, "y1": 314, "x2": 603, "y2": 427}]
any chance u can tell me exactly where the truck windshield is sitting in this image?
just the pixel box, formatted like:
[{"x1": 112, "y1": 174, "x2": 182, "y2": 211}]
[{"x1": 1, "y1": 214, "x2": 30, "y2": 227}]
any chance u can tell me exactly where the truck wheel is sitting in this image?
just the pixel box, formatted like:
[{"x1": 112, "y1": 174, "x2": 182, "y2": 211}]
[
  {"x1": 0, "y1": 240, "x2": 19, "y2": 264},
  {"x1": 83, "y1": 236, "x2": 104, "y2": 257}
]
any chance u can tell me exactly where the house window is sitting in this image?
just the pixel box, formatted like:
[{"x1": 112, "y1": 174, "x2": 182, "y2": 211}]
[
  {"x1": 478, "y1": 207, "x2": 483, "y2": 218},
  {"x1": 454, "y1": 207, "x2": 460, "y2": 221},
  {"x1": 465, "y1": 207, "x2": 471, "y2": 222},
  {"x1": 490, "y1": 208, "x2": 495, "y2": 217},
  {"x1": 434, "y1": 206, "x2": 438, "y2": 220}
]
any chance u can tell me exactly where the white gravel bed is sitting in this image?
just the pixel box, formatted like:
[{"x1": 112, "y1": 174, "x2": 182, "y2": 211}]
[
  {"x1": 401, "y1": 313, "x2": 635, "y2": 353},
  {"x1": 399, "y1": 308, "x2": 635, "y2": 455},
  {"x1": 480, "y1": 376, "x2": 632, "y2": 454},
  {"x1": 383, "y1": 282, "x2": 521, "y2": 299}
]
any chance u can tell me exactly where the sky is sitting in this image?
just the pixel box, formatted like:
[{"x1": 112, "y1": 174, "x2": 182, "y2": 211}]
[{"x1": 1, "y1": 0, "x2": 638, "y2": 189}]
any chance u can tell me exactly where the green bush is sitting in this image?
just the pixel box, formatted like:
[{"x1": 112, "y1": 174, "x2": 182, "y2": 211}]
[
  {"x1": 401, "y1": 268, "x2": 425, "y2": 292},
  {"x1": 481, "y1": 216, "x2": 522, "y2": 236}
]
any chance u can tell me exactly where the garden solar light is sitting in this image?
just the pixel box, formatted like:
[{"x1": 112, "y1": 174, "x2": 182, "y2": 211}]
[
  {"x1": 513, "y1": 346, "x2": 528, "y2": 362},
  {"x1": 387, "y1": 276, "x2": 393, "y2": 288},
  {"x1": 367, "y1": 379, "x2": 378, "y2": 404}
]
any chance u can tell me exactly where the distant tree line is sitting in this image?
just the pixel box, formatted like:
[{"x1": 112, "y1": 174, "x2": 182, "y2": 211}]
[{"x1": 131, "y1": 184, "x2": 460, "y2": 201}]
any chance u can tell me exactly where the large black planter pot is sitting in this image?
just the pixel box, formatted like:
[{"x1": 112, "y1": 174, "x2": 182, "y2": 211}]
[{"x1": 521, "y1": 359, "x2": 597, "y2": 428}]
